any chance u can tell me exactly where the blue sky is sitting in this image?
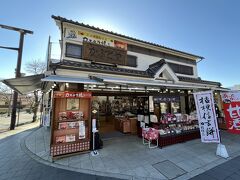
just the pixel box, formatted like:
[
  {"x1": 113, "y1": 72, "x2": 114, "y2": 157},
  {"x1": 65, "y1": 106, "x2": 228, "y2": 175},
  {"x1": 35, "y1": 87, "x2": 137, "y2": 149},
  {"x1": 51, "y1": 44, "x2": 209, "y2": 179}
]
[{"x1": 0, "y1": 0, "x2": 239, "y2": 87}]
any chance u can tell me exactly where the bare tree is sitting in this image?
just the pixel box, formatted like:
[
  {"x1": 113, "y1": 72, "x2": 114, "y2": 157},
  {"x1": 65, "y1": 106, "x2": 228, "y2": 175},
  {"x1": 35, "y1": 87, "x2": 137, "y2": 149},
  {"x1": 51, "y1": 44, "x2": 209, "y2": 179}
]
[
  {"x1": 0, "y1": 83, "x2": 12, "y2": 116},
  {"x1": 25, "y1": 59, "x2": 46, "y2": 122},
  {"x1": 25, "y1": 59, "x2": 46, "y2": 75}
]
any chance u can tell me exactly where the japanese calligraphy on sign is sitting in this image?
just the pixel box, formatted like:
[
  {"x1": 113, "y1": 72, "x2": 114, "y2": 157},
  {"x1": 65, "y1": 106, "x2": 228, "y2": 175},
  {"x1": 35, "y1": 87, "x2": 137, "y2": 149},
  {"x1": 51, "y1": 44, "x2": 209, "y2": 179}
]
[
  {"x1": 194, "y1": 91, "x2": 220, "y2": 143},
  {"x1": 221, "y1": 91, "x2": 240, "y2": 134},
  {"x1": 54, "y1": 91, "x2": 92, "y2": 99},
  {"x1": 83, "y1": 41, "x2": 127, "y2": 65},
  {"x1": 154, "y1": 96, "x2": 180, "y2": 103},
  {"x1": 65, "y1": 28, "x2": 127, "y2": 50}
]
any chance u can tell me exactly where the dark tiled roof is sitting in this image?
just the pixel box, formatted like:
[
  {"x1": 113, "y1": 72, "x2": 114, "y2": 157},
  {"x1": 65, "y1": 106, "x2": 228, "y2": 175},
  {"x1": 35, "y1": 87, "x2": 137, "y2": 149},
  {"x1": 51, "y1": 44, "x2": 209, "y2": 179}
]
[
  {"x1": 147, "y1": 59, "x2": 166, "y2": 76},
  {"x1": 178, "y1": 76, "x2": 221, "y2": 86},
  {"x1": 51, "y1": 60, "x2": 221, "y2": 87},
  {"x1": 56, "y1": 60, "x2": 150, "y2": 78},
  {"x1": 52, "y1": 15, "x2": 203, "y2": 59}
]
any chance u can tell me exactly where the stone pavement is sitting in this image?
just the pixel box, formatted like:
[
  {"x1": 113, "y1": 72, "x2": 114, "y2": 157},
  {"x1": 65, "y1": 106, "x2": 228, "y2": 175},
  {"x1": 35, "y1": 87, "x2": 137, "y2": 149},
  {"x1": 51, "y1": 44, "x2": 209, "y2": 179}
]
[
  {"x1": 192, "y1": 155, "x2": 240, "y2": 180},
  {"x1": 0, "y1": 119, "x2": 40, "y2": 140},
  {"x1": 0, "y1": 112, "x2": 40, "y2": 133},
  {"x1": 0, "y1": 129, "x2": 120, "y2": 180},
  {"x1": 25, "y1": 127, "x2": 240, "y2": 179}
]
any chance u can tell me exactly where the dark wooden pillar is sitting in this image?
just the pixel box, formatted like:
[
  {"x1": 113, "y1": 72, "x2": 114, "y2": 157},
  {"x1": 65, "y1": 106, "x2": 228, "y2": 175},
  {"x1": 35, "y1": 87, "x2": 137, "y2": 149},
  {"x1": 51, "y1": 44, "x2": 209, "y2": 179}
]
[{"x1": 185, "y1": 90, "x2": 190, "y2": 114}]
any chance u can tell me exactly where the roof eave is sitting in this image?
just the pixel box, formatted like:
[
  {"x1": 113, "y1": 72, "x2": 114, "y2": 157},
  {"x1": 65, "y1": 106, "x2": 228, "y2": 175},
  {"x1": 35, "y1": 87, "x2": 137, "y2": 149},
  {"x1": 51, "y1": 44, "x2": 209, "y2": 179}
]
[{"x1": 51, "y1": 15, "x2": 204, "y2": 60}]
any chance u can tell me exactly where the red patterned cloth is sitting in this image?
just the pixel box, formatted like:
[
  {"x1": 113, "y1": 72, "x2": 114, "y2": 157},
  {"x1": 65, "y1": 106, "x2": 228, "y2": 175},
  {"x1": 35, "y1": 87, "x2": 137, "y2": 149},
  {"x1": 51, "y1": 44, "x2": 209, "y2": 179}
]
[{"x1": 142, "y1": 128, "x2": 159, "y2": 140}]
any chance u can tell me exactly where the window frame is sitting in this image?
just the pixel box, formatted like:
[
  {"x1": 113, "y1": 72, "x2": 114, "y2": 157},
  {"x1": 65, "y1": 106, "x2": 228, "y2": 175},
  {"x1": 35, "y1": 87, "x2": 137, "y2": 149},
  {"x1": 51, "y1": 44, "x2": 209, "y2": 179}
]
[
  {"x1": 65, "y1": 42, "x2": 83, "y2": 59},
  {"x1": 126, "y1": 55, "x2": 137, "y2": 67},
  {"x1": 168, "y1": 62, "x2": 194, "y2": 75}
]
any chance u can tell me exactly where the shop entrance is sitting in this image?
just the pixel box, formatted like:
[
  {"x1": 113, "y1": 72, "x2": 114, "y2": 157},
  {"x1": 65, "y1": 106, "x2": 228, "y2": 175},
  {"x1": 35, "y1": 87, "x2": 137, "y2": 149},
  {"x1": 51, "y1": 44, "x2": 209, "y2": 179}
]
[{"x1": 92, "y1": 95, "x2": 148, "y2": 139}]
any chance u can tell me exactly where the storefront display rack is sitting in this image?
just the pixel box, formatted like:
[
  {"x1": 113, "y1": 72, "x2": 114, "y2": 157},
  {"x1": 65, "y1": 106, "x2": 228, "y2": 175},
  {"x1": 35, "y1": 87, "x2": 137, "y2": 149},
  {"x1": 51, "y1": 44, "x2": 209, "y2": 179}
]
[
  {"x1": 50, "y1": 91, "x2": 92, "y2": 158},
  {"x1": 157, "y1": 129, "x2": 200, "y2": 148}
]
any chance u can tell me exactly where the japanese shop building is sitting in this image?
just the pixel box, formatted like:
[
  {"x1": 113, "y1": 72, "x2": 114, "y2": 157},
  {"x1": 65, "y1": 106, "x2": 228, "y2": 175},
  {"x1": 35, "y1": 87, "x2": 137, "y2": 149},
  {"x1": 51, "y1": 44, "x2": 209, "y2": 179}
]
[{"x1": 2, "y1": 15, "x2": 228, "y2": 158}]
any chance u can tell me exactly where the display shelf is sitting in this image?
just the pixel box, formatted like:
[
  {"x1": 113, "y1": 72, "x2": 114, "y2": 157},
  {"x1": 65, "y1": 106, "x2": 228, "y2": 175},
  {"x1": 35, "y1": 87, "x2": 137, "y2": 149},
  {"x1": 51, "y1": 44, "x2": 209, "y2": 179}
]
[
  {"x1": 158, "y1": 130, "x2": 200, "y2": 148},
  {"x1": 137, "y1": 112, "x2": 200, "y2": 148},
  {"x1": 158, "y1": 121, "x2": 192, "y2": 125},
  {"x1": 50, "y1": 91, "x2": 92, "y2": 157},
  {"x1": 56, "y1": 119, "x2": 86, "y2": 123},
  {"x1": 158, "y1": 128, "x2": 200, "y2": 137}
]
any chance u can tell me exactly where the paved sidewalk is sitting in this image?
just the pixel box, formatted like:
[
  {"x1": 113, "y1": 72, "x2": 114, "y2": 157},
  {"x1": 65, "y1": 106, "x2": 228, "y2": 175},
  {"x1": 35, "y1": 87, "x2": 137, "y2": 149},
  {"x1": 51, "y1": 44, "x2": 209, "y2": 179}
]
[
  {"x1": 0, "y1": 120, "x2": 40, "y2": 140},
  {"x1": 25, "y1": 127, "x2": 240, "y2": 179},
  {"x1": 191, "y1": 155, "x2": 240, "y2": 180},
  {"x1": 0, "y1": 112, "x2": 40, "y2": 132},
  {"x1": 0, "y1": 129, "x2": 120, "y2": 180}
]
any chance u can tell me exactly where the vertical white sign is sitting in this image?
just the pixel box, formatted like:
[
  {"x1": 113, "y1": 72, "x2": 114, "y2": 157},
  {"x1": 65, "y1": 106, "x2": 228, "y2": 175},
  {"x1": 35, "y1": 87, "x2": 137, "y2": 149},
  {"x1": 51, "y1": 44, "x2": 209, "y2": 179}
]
[
  {"x1": 92, "y1": 119, "x2": 97, "y2": 132},
  {"x1": 194, "y1": 91, "x2": 220, "y2": 143},
  {"x1": 79, "y1": 121, "x2": 86, "y2": 139},
  {"x1": 149, "y1": 96, "x2": 154, "y2": 112}
]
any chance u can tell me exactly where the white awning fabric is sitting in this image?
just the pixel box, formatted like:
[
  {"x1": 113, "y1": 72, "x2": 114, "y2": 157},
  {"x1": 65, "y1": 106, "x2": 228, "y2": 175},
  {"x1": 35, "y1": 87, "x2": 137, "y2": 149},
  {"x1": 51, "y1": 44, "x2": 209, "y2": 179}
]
[
  {"x1": 2, "y1": 74, "x2": 44, "y2": 94},
  {"x1": 91, "y1": 75, "x2": 230, "y2": 91},
  {"x1": 41, "y1": 75, "x2": 104, "y2": 85}
]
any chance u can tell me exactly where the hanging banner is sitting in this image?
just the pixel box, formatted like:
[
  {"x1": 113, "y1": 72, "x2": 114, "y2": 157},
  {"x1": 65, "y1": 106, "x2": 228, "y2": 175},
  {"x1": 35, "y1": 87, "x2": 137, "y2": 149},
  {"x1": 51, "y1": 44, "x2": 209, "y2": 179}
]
[
  {"x1": 65, "y1": 28, "x2": 127, "y2": 50},
  {"x1": 154, "y1": 96, "x2": 180, "y2": 103},
  {"x1": 149, "y1": 96, "x2": 154, "y2": 112},
  {"x1": 194, "y1": 91, "x2": 220, "y2": 143},
  {"x1": 221, "y1": 91, "x2": 240, "y2": 134},
  {"x1": 54, "y1": 91, "x2": 92, "y2": 98}
]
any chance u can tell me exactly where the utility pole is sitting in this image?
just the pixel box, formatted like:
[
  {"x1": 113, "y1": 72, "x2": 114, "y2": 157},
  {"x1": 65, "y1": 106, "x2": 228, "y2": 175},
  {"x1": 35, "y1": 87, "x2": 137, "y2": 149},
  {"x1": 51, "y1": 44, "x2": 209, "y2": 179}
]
[{"x1": 0, "y1": 24, "x2": 33, "y2": 130}]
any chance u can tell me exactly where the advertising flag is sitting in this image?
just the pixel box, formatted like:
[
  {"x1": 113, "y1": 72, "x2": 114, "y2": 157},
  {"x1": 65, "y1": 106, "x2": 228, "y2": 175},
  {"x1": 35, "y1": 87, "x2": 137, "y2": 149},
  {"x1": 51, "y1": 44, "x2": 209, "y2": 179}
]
[
  {"x1": 221, "y1": 91, "x2": 240, "y2": 134},
  {"x1": 194, "y1": 91, "x2": 220, "y2": 143}
]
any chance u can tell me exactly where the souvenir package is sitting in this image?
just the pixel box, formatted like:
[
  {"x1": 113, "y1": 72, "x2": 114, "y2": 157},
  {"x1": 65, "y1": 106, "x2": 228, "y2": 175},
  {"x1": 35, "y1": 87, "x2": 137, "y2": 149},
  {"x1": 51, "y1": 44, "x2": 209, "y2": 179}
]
[
  {"x1": 58, "y1": 111, "x2": 83, "y2": 121},
  {"x1": 58, "y1": 112, "x2": 67, "y2": 121},
  {"x1": 66, "y1": 134, "x2": 76, "y2": 142},
  {"x1": 159, "y1": 129, "x2": 166, "y2": 135},
  {"x1": 56, "y1": 136, "x2": 66, "y2": 143},
  {"x1": 144, "y1": 116, "x2": 149, "y2": 124},
  {"x1": 189, "y1": 111, "x2": 198, "y2": 122},
  {"x1": 58, "y1": 122, "x2": 67, "y2": 129},
  {"x1": 137, "y1": 115, "x2": 144, "y2": 122},
  {"x1": 161, "y1": 113, "x2": 176, "y2": 124},
  {"x1": 182, "y1": 114, "x2": 189, "y2": 122},
  {"x1": 66, "y1": 111, "x2": 83, "y2": 120},
  {"x1": 67, "y1": 121, "x2": 79, "y2": 129},
  {"x1": 150, "y1": 115, "x2": 158, "y2": 123},
  {"x1": 175, "y1": 113, "x2": 182, "y2": 122}
]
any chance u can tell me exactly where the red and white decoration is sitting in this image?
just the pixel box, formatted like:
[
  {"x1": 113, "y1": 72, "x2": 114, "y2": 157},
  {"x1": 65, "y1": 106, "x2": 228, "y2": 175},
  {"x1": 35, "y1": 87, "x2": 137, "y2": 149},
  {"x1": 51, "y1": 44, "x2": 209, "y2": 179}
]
[{"x1": 221, "y1": 91, "x2": 240, "y2": 134}]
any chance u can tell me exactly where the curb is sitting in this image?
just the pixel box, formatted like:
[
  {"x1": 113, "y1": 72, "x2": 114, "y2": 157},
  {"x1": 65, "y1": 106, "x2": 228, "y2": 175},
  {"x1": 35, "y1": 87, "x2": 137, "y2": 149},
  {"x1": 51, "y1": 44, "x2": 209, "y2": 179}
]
[
  {"x1": 20, "y1": 128, "x2": 240, "y2": 180},
  {"x1": 20, "y1": 128, "x2": 139, "y2": 180}
]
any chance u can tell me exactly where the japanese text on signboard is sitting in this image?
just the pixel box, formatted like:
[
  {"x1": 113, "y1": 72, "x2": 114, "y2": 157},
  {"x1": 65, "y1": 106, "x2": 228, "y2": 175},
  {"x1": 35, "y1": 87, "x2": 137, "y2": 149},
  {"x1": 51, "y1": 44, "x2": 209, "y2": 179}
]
[
  {"x1": 54, "y1": 91, "x2": 92, "y2": 99},
  {"x1": 83, "y1": 41, "x2": 127, "y2": 65},
  {"x1": 221, "y1": 91, "x2": 240, "y2": 134},
  {"x1": 194, "y1": 91, "x2": 220, "y2": 143},
  {"x1": 65, "y1": 28, "x2": 127, "y2": 50}
]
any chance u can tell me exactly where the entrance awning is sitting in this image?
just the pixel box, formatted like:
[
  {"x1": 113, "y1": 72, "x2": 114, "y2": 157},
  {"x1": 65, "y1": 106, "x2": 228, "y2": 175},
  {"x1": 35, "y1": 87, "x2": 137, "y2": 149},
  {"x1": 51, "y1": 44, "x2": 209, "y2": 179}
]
[
  {"x1": 90, "y1": 75, "x2": 230, "y2": 91},
  {"x1": 41, "y1": 75, "x2": 104, "y2": 85},
  {"x1": 1, "y1": 74, "x2": 44, "y2": 94}
]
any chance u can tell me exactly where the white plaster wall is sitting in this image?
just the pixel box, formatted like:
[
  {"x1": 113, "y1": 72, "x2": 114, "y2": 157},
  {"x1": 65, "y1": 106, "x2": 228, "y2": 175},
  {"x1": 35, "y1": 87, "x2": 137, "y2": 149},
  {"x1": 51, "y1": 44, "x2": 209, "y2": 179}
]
[
  {"x1": 119, "y1": 51, "x2": 198, "y2": 78},
  {"x1": 60, "y1": 23, "x2": 198, "y2": 78}
]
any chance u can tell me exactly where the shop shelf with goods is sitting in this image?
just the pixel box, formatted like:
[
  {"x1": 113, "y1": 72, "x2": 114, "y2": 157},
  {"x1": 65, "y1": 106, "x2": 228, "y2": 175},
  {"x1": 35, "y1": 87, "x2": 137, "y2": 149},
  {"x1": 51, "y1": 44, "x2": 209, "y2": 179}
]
[
  {"x1": 50, "y1": 91, "x2": 92, "y2": 158},
  {"x1": 150, "y1": 113, "x2": 200, "y2": 148}
]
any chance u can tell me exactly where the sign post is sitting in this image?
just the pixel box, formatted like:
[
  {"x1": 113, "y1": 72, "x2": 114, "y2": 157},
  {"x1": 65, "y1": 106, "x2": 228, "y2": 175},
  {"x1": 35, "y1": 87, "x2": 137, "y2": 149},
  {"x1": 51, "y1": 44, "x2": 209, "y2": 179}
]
[
  {"x1": 91, "y1": 109, "x2": 99, "y2": 156},
  {"x1": 194, "y1": 90, "x2": 229, "y2": 158}
]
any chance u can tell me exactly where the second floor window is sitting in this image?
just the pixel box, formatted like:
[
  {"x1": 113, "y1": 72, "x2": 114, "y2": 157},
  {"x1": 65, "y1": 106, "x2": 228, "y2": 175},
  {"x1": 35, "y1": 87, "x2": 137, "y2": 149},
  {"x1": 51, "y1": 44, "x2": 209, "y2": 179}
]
[
  {"x1": 65, "y1": 43, "x2": 82, "y2": 59},
  {"x1": 168, "y1": 63, "x2": 194, "y2": 75},
  {"x1": 126, "y1": 55, "x2": 137, "y2": 67}
]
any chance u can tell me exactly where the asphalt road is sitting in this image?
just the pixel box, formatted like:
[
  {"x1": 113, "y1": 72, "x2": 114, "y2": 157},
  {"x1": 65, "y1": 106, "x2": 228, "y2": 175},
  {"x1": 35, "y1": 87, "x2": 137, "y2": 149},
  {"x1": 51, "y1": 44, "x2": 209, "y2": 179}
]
[{"x1": 0, "y1": 129, "x2": 120, "y2": 180}]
